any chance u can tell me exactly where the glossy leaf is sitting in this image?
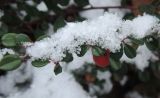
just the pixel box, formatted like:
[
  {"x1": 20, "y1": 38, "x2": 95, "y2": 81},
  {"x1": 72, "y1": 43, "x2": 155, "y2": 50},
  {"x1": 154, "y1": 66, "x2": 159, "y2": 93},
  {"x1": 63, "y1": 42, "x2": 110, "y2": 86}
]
[
  {"x1": 54, "y1": 17, "x2": 66, "y2": 32},
  {"x1": 1, "y1": 33, "x2": 17, "y2": 47},
  {"x1": 92, "y1": 47, "x2": 106, "y2": 56},
  {"x1": 32, "y1": 59, "x2": 49, "y2": 67},
  {"x1": 58, "y1": 0, "x2": 70, "y2": 6},
  {"x1": 54, "y1": 63, "x2": 62, "y2": 75},
  {"x1": 77, "y1": 45, "x2": 89, "y2": 57},
  {"x1": 110, "y1": 44, "x2": 123, "y2": 60},
  {"x1": 145, "y1": 36, "x2": 159, "y2": 51},
  {"x1": 128, "y1": 37, "x2": 144, "y2": 45},
  {"x1": 110, "y1": 57, "x2": 122, "y2": 71},
  {"x1": 62, "y1": 52, "x2": 73, "y2": 63},
  {"x1": 74, "y1": 0, "x2": 89, "y2": 7},
  {"x1": 37, "y1": 35, "x2": 48, "y2": 41},
  {"x1": 0, "y1": 54, "x2": 21, "y2": 71},
  {"x1": 124, "y1": 44, "x2": 136, "y2": 58},
  {"x1": 16, "y1": 34, "x2": 31, "y2": 45}
]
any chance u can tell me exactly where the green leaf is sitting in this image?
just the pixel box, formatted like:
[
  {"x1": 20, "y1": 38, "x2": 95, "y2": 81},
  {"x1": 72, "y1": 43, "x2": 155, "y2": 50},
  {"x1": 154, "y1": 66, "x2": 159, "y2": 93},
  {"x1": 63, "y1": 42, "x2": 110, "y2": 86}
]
[
  {"x1": 138, "y1": 71, "x2": 150, "y2": 82},
  {"x1": 58, "y1": 0, "x2": 70, "y2": 6},
  {"x1": 54, "y1": 17, "x2": 66, "y2": 32},
  {"x1": 145, "y1": 36, "x2": 159, "y2": 51},
  {"x1": 110, "y1": 44, "x2": 123, "y2": 60},
  {"x1": 0, "y1": 54, "x2": 21, "y2": 71},
  {"x1": 37, "y1": 35, "x2": 48, "y2": 41},
  {"x1": 54, "y1": 63, "x2": 62, "y2": 75},
  {"x1": 62, "y1": 52, "x2": 73, "y2": 63},
  {"x1": 92, "y1": 47, "x2": 106, "y2": 56},
  {"x1": 77, "y1": 45, "x2": 89, "y2": 57},
  {"x1": 74, "y1": 0, "x2": 89, "y2": 7},
  {"x1": 16, "y1": 34, "x2": 31, "y2": 45},
  {"x1": 128, "y1": 37, "x2": 144, "y2": 45},
  {"x1": 0, "y1": 23, "x2": 8, "y2": 37},
  {"x1": 75, "y1": 16, "x2": 86, "y2": 22},
  {"x1": 1, "y1": 33, "x2": 17, "y2": 47},
  {"x1": 123, "y1": 13, "x2": 135, "y2": 20},
  {"x1": 139, "y1": 5, "x2": 155, "y2": 14},
  {"x1": 32, "y1": 59, "x2": 49, "y2": 67},
  {"x1": 110, "y1": 57, "x2": 122, "y2": 71},
  {"x1": 124, "y1": 44, "x2": 136, "y2": 58}
]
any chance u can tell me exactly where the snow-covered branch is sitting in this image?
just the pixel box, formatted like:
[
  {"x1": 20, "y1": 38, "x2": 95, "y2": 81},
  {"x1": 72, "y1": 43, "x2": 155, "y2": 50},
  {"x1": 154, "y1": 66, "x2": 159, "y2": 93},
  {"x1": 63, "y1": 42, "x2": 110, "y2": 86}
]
[{"x1": 26, "y1": 12, "x2": 159, "y2": 62}]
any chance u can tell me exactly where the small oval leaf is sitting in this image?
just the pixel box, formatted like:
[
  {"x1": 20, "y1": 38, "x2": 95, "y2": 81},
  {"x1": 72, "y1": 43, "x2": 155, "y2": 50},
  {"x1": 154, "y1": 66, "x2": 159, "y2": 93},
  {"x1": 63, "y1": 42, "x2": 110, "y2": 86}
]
[
  {"x1": 37, "y1": 35, "x2": 48, "y2": 41},
  {"x1": 62, "y1": 52, "x2": 73, "y2": 63},
  {"x1": 1, "y1": 33, "x2": 17, "y2": 47},
  {"x1": 77, "y1": 45, "x2": 89, "y2": 57},
  {"x1": 16, "y1": 34, "x2": 31, "y2": 45},
  {"x1": 75, "y1": 0, "x2": 89, "y2": 7},
  {"x1": 0, "y1": 54, "x2": 21, "y2": 71},
  {"x1": 32, "y1": 59, "x2": 49, "y2": 67},
  {"x1": 145, "y1": 36, "x2": 159, "y2": 51},
  {"x1": 54, "y1": 17, "x2": 66, "y2": 32},
  {"x1": 110, "y1": 44, "x2": 123, "y2": 60},
  {"x1": 54, "y1": 63, "x2": 62, "y2": 75},
  {"x1": 128, "y1": 37, "x2": 144, "y2": 45},
  {"x1": 58, "y1": 0, "x2": 70, "y2": 6},
  {"x1": 124, "y1": 44, "x2": 136, "y2": 58},
  {"x1": 109, "y1": 57, "x2": 122, "y2": 71},
  {"x1": 92, "y1": 47, "x2": 106, "y2": 56}
]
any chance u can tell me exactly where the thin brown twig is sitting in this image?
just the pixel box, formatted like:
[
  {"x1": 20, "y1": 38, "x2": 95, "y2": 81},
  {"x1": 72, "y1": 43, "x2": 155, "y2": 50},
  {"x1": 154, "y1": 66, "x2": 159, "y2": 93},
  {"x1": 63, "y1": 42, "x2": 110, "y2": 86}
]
[{"x1": 80, "y1": 6, "x2": 134, "y2": 11}]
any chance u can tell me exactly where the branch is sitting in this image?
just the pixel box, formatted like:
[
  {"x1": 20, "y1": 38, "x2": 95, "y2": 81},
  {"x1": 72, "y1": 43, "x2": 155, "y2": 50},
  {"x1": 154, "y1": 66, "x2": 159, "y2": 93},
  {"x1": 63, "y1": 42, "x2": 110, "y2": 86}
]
[{"x1": 80, "y1": 6, "x2": 134, "y2": 11}]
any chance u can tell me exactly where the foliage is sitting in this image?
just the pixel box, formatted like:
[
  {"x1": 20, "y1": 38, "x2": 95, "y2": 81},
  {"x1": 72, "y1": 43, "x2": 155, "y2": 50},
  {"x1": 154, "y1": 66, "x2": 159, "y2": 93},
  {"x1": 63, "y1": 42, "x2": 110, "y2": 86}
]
[{"x1": 0, "y1": 0, "x2": 159, "y2": 98}]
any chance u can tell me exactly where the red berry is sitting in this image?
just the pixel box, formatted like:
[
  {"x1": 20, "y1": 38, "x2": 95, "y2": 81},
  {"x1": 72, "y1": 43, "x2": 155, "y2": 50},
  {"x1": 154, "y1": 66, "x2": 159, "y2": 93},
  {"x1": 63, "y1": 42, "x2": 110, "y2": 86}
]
[{"x1": 93, "y1": 49, "x2": 110, "y2": 68}]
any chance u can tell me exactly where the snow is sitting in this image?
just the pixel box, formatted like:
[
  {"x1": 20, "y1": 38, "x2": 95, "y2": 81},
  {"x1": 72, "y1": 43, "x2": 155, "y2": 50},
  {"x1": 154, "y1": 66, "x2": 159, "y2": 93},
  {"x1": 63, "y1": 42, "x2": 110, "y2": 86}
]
[
  {"x1": 91, "y1": 71, "x2": 112, "y2": 95},
  {"x1": 26, "y1": 13, "x2": 159, "y2": 63},
  {"x1": 79, "y1": 9, "x2": 105, "y2": 20},
  {"x1": 89, "y1": 0, "x2": 121, "y2": 7},
  {"x1": 120, "y1": 76, "x2": 128, "y2": 86},
  {"x1": 36, "y1": 1, "x2": 48, "y2": 12},
  {"x1": 27, "y1": 12, "x2": 123, "y2": 61},
  {"x1": 128, "y1": 14, "x2": 159, "y2": 38},
  {"x1": 0, "y1": 57, "x2": 94, "y2": 98},
  {"x1": 66, "y1": 49, "x2": 93, "y2": 71},
  {"x1": 0, "y1": 62, "x2": 32, "y2": 96},
  {"x1": 25, "y1": 1, "x2": 35, "y2": 6},
  {"x1": 121, "y1": 44, "x2": 158, "y2": 71}
]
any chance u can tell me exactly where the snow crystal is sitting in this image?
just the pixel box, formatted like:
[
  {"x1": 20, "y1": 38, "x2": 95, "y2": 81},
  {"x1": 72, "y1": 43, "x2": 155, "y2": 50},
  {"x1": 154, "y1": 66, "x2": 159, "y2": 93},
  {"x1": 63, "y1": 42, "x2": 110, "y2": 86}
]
[
  {"x1": 26, "y1": 13, "x2": 159, "y2": 63},
  {"x1": 37, "y1": 1, "x2": 48, "y2": 12}
]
